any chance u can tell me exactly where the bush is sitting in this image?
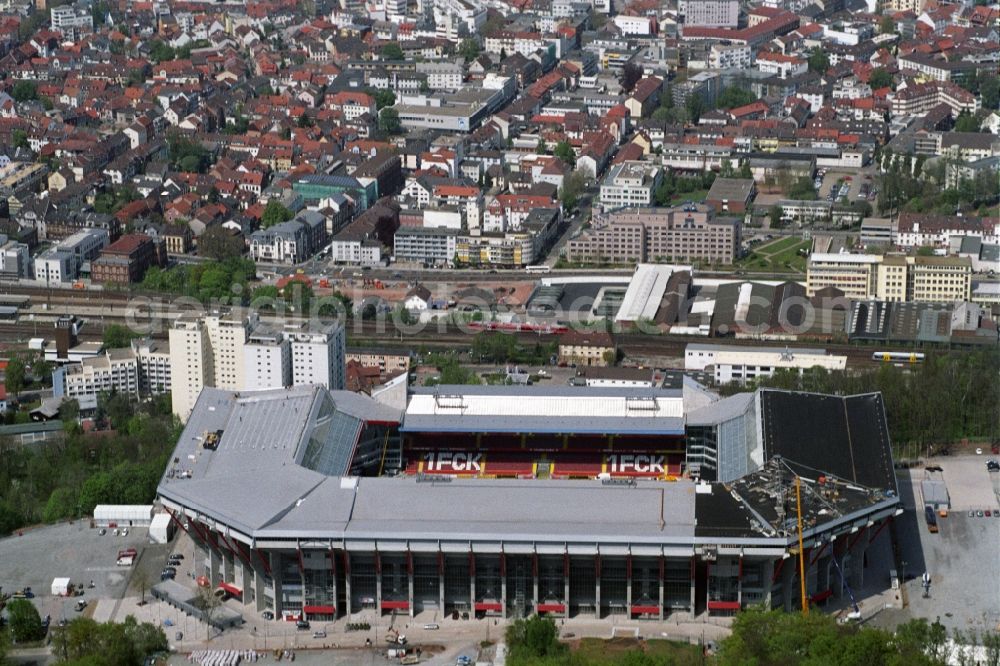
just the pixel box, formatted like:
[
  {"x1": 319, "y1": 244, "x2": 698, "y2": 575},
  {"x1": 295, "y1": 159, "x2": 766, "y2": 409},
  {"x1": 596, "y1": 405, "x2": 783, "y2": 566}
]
[{"x1": 7, "y1": 599, "x2": 45, "y2": 643}]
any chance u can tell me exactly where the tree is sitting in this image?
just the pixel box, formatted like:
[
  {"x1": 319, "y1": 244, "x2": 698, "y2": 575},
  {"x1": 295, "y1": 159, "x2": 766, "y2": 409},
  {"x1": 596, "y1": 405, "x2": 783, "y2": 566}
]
[
  {"x1": 505, "y1": 616, "x2": 566, "y2": 665},
  {"x1": 198, "y1": 225, "x2": 245, "y2": 260},
  {"x1": 560, "y1": 169, "x2": 587, "y2": 210},
  {"x1": 717, "y1": 86, "x2": 755, "y2": 109},
  {"x1": 739, "y1": 160, "x2": 752, "y2": 179},
  {"x1": 297, "y1": 112, "x2": 313, "y2": 128},
  {"x1": 372, "y1": 88, "x2": 396, "y2": 110},
  {"x1": 380, "y1": 42, "x2": 404, "y2": 60},
  {"x1": 458, "y1": 38, "x2": 480, "y2": 62},
  {"x1": 42, "y1": 487, "x2": 78, "y2": 522},
  {"x1": 148, "y1": 40, "x2": 175, "y2": 63},
  {"x1": 379, "y1": 107, "x2": 401, "y2": 134},
  {"x1": 12, "y1": 128, "x2": 29, "y2": 150},
  {"x1": 769, "y1": 204, "x2": 784, "y2": 228},
  {"x1": 980, "y1": 75, "x2": 1000, "y2": 110},
  {"x1": 621, "y1": 62, "x2": 643, "y2": 93},
  {"x1": 103, "y1": 324, "x2": 138, "y2": 349},
  {"x1": 808, "y1": 48, "x2": 830, "y2": 73},
  {"x1": 5, "y1": 356, "x2": 26, "y2": 396},
  {"x1": 879, "y1": 15, "x2": 896, "y2": 34},
  {"x1": 553, "y1": 140, "x2": 575, "y2": 166},
  {"x1": 685, "y1": 94, "x2": 705, "y2": 124},
  {"x1": 11, "y1": 80, "x2": 38, "y2": 102},
  {"x1": 869, "y1": 68, "x2": 893, "y2": 90},
  {"x1": 954, "y1": 112, "x2": 980, "y2": 132},
  {"x1": 261, "y1": 200, "x2": 293, "y2": 228},
  {"x1": 7, "y1": 598, "x2": 45, "y2": 643}
]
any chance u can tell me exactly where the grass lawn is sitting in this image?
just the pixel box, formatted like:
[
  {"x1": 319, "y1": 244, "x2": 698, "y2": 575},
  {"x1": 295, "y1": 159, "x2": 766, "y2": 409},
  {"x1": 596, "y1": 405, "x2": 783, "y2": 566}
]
[
  {"x1": 755, "y1": 236, "x2": 803, "y2": 255},
  {"x1": 569, "y1": 637, "x2": 705, "y2": 664},
  {"x1": 737, "y1": 238, "x2": 811, "y2": 273},
  {"x1": 670, "y1": 189, "x2": 709, "y2": 203}
]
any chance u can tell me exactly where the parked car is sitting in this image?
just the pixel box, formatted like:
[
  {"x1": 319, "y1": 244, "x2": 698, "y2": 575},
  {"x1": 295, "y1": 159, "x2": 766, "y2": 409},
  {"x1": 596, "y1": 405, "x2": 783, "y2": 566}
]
[
  {"x1": 296, "y1": 620, "x2": 311, "y2": 630},
  {"x1": 261, "y1": 610, "x2": 275, "y2": 620},
  {"x1": 169, "y1": 553, "x2": 184, "y2": 560}
]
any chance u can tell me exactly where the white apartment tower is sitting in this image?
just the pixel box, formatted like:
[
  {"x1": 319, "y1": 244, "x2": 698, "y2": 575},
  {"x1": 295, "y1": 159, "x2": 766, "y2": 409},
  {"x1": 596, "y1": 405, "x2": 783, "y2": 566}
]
[
  {"x1": 169, "y1": 315, "x2": 214, "y2": 420},
  {"x1": 286, "y1": 323, "x2": 346, "y2": 392},
  {"x1": 244, "y1": 328, "x2": 292, "y2": 390}
]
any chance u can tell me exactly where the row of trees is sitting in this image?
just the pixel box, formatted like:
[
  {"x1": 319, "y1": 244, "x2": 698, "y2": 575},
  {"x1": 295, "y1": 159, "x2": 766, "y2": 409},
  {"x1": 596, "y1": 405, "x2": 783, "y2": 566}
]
[
  {"x1": 51, "y1": 615, "x2": 168, "y2": 666},
  {"x1": 878, "y1": 148, "x2": 998, "y2": 217},
  {"x1": 0, "y1": 393, "x2": 181, "y2": 537},
  {"x1": 723, "y1": 351, "x2": 1000, "y2": 449},
  {"x1": 140, "y1": 256, "x2": 256, "y2": 303}
]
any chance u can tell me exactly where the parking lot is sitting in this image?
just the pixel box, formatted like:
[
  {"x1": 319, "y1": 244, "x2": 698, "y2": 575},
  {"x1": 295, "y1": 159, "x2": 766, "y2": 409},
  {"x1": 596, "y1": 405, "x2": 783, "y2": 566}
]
[
  {"x1": 873, "y1": 459, "x2": 1000, "y2": 635},
  {"x1": 0, "y1": 521, "x2": 148, "y2": 623}
]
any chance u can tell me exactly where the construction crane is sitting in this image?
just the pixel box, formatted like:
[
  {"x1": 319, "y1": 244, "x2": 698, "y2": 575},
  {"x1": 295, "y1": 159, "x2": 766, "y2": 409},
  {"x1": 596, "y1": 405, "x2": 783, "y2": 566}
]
[{"x1": 795, "y1": 475, "x2": 808, "y2": 616}]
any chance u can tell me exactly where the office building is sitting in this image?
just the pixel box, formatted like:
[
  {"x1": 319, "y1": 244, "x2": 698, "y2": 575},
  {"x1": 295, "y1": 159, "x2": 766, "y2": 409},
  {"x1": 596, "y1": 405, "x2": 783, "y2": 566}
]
[
  {"x1": 807, "y1": 253, "x2": 972, "y2": 303},
  {"x1": 599, "y1": 161, "x2": 663, "y2": 209}
]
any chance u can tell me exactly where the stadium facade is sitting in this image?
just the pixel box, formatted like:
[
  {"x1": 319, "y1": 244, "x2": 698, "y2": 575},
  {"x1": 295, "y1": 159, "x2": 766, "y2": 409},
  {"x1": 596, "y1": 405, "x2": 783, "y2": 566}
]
[{"x1": 157, "y1": 384, "x2": 900, "y2": 623}]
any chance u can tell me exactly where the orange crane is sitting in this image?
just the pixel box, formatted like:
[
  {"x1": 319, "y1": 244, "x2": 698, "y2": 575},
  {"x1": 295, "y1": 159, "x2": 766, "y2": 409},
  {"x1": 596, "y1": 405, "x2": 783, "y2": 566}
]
[{"x1": 795, "y1": 475, "x2": 808, "y2": 616}]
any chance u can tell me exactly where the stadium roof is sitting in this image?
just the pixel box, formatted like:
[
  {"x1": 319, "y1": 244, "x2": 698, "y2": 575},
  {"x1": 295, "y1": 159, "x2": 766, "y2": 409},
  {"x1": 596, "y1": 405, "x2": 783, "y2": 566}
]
[{"x1": 403, "y1": 385, "x2": 685, "y2": 434}]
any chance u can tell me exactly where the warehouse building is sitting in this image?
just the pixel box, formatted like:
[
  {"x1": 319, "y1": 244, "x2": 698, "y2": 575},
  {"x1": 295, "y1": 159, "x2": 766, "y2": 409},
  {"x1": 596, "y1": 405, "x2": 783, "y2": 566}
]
[{"x1": 157, "y1": 385, "x2": 900, "y2": 624}]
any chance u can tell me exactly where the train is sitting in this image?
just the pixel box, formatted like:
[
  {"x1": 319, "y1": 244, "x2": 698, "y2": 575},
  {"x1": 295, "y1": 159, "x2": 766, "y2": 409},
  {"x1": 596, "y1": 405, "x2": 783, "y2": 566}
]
[
  {"x1": 467, "y1": 321, "x2": 568, "y2": 334},
  {"x1": 872, "y1": 351, "x2": 925, "y2": 364}
]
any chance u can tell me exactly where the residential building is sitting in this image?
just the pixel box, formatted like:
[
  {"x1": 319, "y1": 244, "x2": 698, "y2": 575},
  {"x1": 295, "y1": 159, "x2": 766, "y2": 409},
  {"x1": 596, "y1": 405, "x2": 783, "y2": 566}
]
[
  {"x1": 50, "y1": 4, "x2": 93, "y2": 40},
  {"x1": 679, "y1": 0, "x2": 739, "y2": 27},
  {"x1": 58, "y1": 338, "x2": 171, "y2": 400},
  {"x1": 346, "y1": 348, "x2": 411, "y2": 377},
  {"x1": 244, "y1": 327, "x2": 292, "y2": 390},
  {"x1": 0, "y1": 236, "x2": 31, "y2": 278},
  {"x1": 599, "y1": 161, "x2": 663, "y2": 209},
  {"x1": 558, "y1": 331, "x2": 616, "y2": 367},
  {"x1": 286, "y1": 323, "x2": 347, "y2": 392},
  {"x1": 393, "y1": 227, "x2": 458, "y2": 266},
  {"x1": 91, "y1": 234, "x2": 165, "y2": 284}
]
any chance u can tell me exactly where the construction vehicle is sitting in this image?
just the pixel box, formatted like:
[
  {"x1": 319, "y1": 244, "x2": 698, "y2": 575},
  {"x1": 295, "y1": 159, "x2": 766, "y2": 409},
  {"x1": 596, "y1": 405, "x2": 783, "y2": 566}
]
[{"x1": 385, "y1": 628, "x2": 407, "y2": 645}]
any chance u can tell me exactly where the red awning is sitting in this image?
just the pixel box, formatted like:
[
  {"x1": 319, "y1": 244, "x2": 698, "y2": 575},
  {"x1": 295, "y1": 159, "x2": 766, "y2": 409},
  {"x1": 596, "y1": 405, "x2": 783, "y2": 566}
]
[
  {"x1": 537, "y1": 603, "x2": 566, "y2": 613},
  {"x1": 630, "y1": 605, "x2": 660, "y2": 615},
  {"x1": 474, "y1": 602, "x2": 503, "y2": 612},
  {"x1": 707, "y1": 600, "x2": 741, "y2": 611},
  {"x1": 381, "y1": 600, "x2": 410, "y2": 610},
  {"x1": 810, "y1": 589, "x2": 833, "y2": 603},
  {"x1": 217, "y1": 582, "x2": 242, "y2": 596},
  {"x1": 303, "y1": 605, "x2": 336, "y2": 615}
]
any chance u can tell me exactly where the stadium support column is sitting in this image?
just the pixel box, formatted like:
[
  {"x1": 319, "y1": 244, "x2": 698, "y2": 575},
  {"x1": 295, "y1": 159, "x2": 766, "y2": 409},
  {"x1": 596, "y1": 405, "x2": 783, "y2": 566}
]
[
  {"x1": 762, "y1": 559, "x2": 775, "y2": 608},
  {"x1": 271, "y1": 552, "x2": 282, "y2": 615},
  {"x1": 469, "y1": 551, "x2": 476, "y2": 615},
  {"x1": 375, "y1": 551, "x2": 382, "y2": 615},
  {"x1": 626, "y1": 555, "x2": 632, "y2": 612},
  {"x1": 595, "y1": 554, "x2": 602, "y2": 619},
  {"x1": 501, "y1": 553, "x2": 508, "y2": 620},
  {"x1": 209, "y1": 542, "x2": 222, "y2": 587},
  {"x1": 407, "y1": 550, "x2": 415, "y2": 619},
  {"x1": 438, "y1": 552, "x2": 445, "y2": 614},
  {"x1": 532, "y1": 553, "x2": 539, "y2": 613},
  {"x1": 689, "y1": 558, "x2": 696, "y2": 614},
  {"x1": 563, "y1": 554, "x2": 570, "y2": 620},
  {"x1": 344, "y1": 552, "x2": 352, "y2": 616},
  {"x1": 658, "y1": 557, "x2": 665, "y2": 621}
]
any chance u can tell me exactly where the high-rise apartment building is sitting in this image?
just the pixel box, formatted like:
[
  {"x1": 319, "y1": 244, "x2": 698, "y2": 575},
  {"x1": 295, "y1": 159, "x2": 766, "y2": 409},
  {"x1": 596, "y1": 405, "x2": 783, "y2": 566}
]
[{"x1": 287, "y1": 323, "x2": 347, "y2": 392}]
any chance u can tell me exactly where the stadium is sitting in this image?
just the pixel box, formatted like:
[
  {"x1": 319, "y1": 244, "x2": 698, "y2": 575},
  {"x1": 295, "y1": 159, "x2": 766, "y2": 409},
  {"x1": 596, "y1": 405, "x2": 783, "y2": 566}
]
[{"x1": 156, "y1": 383, "x2": 901, "y2": 624}]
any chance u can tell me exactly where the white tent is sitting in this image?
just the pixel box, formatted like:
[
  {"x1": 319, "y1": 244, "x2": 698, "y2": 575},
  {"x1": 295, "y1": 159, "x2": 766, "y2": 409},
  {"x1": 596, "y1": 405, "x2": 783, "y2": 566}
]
[
  {"x1": 149, "y1": 513, "x2": 175, "y2": 544},
  {"x1": 93, "y1": 505, "x2": 154, "y2": 526},
  {"x1": 51, "y1": 577, "x2": 71, "y2": 596}
]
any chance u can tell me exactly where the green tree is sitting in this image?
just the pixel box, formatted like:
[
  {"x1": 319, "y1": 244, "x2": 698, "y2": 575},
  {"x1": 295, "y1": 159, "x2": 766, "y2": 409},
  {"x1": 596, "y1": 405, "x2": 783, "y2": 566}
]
[
  {"x1": 458, "y1": 38, "x2": 480, "y2": 61},
  {"x1": 42, "y1": 487, "x2": 78, "y2": 522},
  {"x1": 980, "y1": 75, "x2": 999, "y2": 110},
  {"x1": 198, "y1": 225, "x2": 244, "y2": 260},
  {"x1": 297, "y1": 112, "x2": 313, "y2": 128},
  {"x1": 561, "y1": 169, "x2": 587, "y2": 210},
  {"x1": 954, "y1": 112, "x2": 980, "y2": 132},
  {"x1": 553, "y1": 140, "x2": 575, "y2": 166},
  {"x1": 148, "y1": 40, "x2": 175, "y2": 63},
  {"x1": 380, "y1": 42, "x2": 404, "y2": 60},
  {"x1": 372, "y1": 88, "x2": 396, "y2": 110},
  {"x1": 7, "y1": 598, "x2": 45, "y2": 643},
  {"x1": 11, "y1": 80, "x2": 38, "y2": 102},
  {"x1": 769, "y1": 204, "x2": 784, "y2": 227},
  {"x1": 261, "y1": 200, "x2": 293, "y2": 228},
  {"x1": 808, "y1": 48, "x2": 830, "y2": 73},
  {"x1": 717, "y1": 86, "x2": 755, "y2": 109},
  {"x1": 5, "y1": 356, "x2": 26, "y2": 395},
  {"x1": 505, "y1": 615, "x2": 566, "y2": 665},
  {"x1": 103, "y1": 324, "x2": 137, "y2": 349},
  {"x1": 869, "y1": 69, "x2": 893, "y2": 90},
  {"x1": 879, "y1": 15, "x2": 896, "y2": 34},
  {"x1": 379, "y1": 107, "x2": 401, "y2": 134},
  {"x1": 12, "y1": 128, "x2": 29, "y2": 150},
  {"x1": 685, "y1": 94, "x2": 705, "y2": 123}
]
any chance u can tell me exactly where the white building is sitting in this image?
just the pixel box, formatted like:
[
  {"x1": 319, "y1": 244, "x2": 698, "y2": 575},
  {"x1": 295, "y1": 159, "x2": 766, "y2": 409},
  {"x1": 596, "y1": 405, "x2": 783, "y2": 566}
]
[
  {"x1": 0, "y1": 236, "x2": 30, "y2": 278},
  {"x1": 244, "y1": 328, "x2": 291, "y2": 390},
  {"x1": 50, "y1": 4, "x2": 93, "y2": 40},
  {"x1": 169, "y1": 315, "x2": 214, "y2": 420},
  {"x1": 600, "y1": 161, "x2": 663, "y2": 209},
  {"x1": 32, "y1": 228, "x2": 109, "y2": 283},
  {"x1": 678, "y1": 0, "x2": 739, "y2": 27},
  {"x1": 59, "y1": 338, "x2": 171, "y2": 400},
  {"x1": 685, "y1": 343, "x2": 847, "y2": 385},
  {"x1": 286, "y1": 323, "x2": 346, "y2": 392},
  {"x1": 34, "y1": 251, "x2": 75, "y2": 283}
]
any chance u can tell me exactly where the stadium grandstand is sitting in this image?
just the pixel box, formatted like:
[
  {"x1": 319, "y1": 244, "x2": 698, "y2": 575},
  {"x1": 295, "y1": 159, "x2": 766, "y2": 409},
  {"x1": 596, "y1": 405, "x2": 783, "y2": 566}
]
[{"x1": 157, "y1": 384, "x2": 900, "y2": 624}]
